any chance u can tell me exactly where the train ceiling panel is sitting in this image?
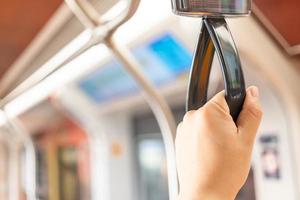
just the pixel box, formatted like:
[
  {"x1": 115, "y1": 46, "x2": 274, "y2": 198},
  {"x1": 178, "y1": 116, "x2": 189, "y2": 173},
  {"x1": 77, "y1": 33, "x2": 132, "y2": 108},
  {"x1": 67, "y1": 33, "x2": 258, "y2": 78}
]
[
  {"x1": 0, "y1": 0, "x2": 120, "y2": 98},
  {"x1": 0, "y1": 0, "x2": 63, "y2": 79},
  {"x1": 253, "y1": 0, "x2": 300, "y2": 55}
]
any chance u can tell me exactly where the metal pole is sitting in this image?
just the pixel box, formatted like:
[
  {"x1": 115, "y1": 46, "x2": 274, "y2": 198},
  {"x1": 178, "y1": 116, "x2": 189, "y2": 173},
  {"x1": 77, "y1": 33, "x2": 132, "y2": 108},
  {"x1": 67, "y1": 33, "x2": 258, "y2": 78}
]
[
  {"x1": 106, "y1": 36, "x2": 179, "y2": 200},
  {"x1": 3, "y1": 110, "x2": 37, "y2": 200},
  {"x1": 0, "y1": 112, "x2": 20, "y2": 200}
]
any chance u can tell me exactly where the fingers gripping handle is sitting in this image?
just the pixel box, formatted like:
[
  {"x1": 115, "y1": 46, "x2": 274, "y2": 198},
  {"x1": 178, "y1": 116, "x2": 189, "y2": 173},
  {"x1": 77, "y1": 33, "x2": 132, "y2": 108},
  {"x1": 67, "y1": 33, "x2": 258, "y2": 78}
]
[{"x1": 187, "y1": 18, "x2": 246, "y2": 121}]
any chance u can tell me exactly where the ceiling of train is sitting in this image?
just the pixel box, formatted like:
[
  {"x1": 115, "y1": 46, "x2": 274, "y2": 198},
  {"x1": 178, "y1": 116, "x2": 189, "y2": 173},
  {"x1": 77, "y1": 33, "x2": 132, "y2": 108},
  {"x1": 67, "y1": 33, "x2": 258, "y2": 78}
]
[
  {"x1": 0, "y1": 0, "x2": 299, "y2": 97},
  {"x1": 253, "y1": 0, "x2": 300, "y2": 56},
  {"x1": 0, "y1": 0, "x2": 63, "y2": 79}
]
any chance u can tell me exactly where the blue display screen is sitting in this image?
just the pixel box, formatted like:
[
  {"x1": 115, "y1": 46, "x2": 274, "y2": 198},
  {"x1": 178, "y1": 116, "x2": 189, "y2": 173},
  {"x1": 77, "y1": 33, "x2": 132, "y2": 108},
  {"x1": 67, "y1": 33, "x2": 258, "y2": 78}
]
[{"x1": 78, "y1": 33, "x2": 192, "y2": 103}]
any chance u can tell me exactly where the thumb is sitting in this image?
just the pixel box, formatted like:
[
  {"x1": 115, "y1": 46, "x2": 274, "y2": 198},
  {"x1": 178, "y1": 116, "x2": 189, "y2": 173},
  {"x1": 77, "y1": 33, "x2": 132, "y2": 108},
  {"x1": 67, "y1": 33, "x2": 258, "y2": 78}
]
[{"x1": 237, "y1": 86, "x2": 263, "y2": 143}]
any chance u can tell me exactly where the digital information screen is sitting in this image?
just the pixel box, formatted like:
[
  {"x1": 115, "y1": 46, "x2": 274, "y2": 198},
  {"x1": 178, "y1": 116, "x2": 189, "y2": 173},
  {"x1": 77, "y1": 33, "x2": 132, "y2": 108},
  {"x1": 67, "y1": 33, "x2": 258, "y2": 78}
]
[{"x1": 78, "y1": 33, "x2": 192, "y2": 103}]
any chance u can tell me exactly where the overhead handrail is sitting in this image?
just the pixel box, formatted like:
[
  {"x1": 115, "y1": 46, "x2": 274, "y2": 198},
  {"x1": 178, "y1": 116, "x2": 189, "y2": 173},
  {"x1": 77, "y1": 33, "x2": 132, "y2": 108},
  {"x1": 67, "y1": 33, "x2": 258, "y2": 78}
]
[
  {"x1": 0, "y1": 0, "x2": 139, "y2": 106},
  {"x1": 0, "y1": 30, "x2": 96, "y2": 106},
  {"x1": 64, "y1": 0, "x2": 106, "y2": 29},
  {"x1": 64, "y1": 0, "x2": 140, "y2": 33}
]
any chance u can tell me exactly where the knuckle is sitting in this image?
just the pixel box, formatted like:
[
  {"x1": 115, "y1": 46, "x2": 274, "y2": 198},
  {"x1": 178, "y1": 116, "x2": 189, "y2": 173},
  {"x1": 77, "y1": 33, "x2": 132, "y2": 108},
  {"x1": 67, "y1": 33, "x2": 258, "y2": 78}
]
[
  {"x1": 246, "y1": 104, "x2": 263, "y2": 119},
  {"x1": 202, "y1": 102, "x2": 222, "y2": 117},
  {"x1": 183, "y1": 110, "x2": 195, "y2": 122},
  {"x1": 210, "y1": 99, "x2": 226, "y2": 113},
  {"x1": 199, "y1": 106, "x2": 210, "y2": 117},
  {"x1": 206, "y1": 99, "x2": 229, "y2": 118},
  {"x1": 196, "y1": 106, "x2": 213, "y2": 124},
  {"x1": 176, "y1": 122, "x2": 183, "y2": 133},
  {"x1": 175, "y1": 125, "x2": 184, "y2": 147},
  {"x1": 175, "y1": 136, "x2": 180, "y2": 148}
]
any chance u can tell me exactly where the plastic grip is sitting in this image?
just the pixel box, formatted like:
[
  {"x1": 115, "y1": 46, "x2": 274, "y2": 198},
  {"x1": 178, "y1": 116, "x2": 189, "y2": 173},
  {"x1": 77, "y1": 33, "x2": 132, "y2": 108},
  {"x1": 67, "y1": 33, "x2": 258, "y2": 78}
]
[{"x1": 187, "y1": 17, "x2": 246, "y2": 122}]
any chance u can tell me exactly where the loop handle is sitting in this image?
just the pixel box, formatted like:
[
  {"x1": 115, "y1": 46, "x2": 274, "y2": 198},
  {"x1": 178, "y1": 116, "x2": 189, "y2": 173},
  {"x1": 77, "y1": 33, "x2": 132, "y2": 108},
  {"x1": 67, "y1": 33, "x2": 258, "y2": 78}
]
[{"x1": 187, "y1": 18, "x2": 246, "y2": 121}]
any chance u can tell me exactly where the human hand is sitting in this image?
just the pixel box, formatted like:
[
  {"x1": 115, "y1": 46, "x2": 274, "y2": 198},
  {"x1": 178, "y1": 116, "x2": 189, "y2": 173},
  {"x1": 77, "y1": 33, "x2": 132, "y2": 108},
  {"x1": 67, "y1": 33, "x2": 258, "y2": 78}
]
[{"x1": 176, "y1": 86, "x2": 263, "y2": 200}]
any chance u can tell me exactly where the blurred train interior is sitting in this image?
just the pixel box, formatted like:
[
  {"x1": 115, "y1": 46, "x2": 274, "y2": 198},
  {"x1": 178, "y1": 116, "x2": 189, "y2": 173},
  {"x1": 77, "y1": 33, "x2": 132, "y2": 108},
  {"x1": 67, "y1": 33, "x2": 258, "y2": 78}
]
[{"x1": 0, "y1": 0, "x2": 299, "y2": 200}]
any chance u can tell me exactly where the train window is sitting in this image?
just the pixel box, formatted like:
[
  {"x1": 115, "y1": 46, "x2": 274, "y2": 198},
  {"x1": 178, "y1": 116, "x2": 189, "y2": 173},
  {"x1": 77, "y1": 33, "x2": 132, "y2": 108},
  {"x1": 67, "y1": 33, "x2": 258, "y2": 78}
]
[
  {"x1": 33, "y1": 119, "x2": 91, "y2": 200},
  {"x1": 137, "y1": 135, "x2": 169, "y2": 200},
  {"x1": 17, "y1": 101, "x2": 92, "y2": 200},
  {"x1": 78, "y1": 33, "x2": 192, "y2": 104}
]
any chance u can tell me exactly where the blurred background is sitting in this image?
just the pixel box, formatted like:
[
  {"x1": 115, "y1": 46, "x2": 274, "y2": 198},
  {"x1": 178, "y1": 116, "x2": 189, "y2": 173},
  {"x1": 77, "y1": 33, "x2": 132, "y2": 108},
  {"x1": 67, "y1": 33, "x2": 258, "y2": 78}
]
[{"x1": 0, "y1": 0, "x2": 299, "y2": 200}]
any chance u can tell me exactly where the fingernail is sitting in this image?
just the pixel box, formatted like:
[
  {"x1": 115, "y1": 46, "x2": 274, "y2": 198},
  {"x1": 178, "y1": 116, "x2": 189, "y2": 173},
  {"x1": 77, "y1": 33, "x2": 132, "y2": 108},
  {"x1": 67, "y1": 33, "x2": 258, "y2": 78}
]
[{"x1": 250, "y1": 87, "x2": 259, "y2": 98}]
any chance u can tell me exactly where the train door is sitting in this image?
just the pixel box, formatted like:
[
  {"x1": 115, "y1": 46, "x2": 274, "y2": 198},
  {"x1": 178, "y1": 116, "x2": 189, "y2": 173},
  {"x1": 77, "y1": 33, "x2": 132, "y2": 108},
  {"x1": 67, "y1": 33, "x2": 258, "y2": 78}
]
[{"x1": 9, "y1": 99, "x2": 92, "y2": 200}]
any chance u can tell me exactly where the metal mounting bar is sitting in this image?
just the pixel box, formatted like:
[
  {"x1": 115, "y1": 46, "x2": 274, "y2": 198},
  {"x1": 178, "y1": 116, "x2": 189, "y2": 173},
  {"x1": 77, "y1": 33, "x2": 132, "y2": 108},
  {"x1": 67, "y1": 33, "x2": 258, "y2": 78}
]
[{"x1": 65, "y1": 0, "x2": 140, "y2": 33}]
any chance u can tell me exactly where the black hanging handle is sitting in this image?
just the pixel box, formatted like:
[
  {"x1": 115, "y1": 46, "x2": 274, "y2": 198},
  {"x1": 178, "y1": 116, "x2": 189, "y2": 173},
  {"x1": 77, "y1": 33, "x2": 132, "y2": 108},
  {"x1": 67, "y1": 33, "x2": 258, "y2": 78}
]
[{"x1": 187, "y1": 17, "x2": 246, "y2": 122}]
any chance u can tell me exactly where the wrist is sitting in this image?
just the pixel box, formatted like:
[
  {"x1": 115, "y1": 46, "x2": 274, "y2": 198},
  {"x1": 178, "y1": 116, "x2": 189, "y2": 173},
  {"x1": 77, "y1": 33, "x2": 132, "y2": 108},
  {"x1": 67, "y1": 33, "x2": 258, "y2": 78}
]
[{"x1": 178, "y1": 190, "x2": 235, "y2": 200}]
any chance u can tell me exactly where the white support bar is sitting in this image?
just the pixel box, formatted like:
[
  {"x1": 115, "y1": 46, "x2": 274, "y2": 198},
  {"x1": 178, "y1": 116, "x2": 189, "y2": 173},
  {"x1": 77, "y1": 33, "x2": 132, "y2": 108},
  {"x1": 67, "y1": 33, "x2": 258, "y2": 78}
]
[
  {"x1": 1, "y1": 110, "x2": 37, "y2": 200},
  {"x1": 106, "y1": 37, "x2": 179, "y2": 199}
]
